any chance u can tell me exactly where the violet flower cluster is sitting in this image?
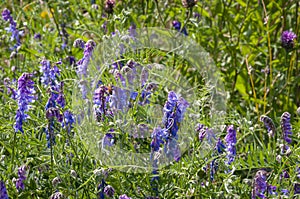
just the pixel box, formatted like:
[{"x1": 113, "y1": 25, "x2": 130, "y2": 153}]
[
  {"x1": 280, "y1": 112, "x2": 292, "y2": 144},
  {"x1": 62, "y1": 110, "x2": 75, "y2": 134},
  {"x1": 195, "y1": 124, "x2": 216, "y2": 144},
  {"x1": 3, "y1": 77, "x2": 17, "y2": 100},
  {"x1": 98, "y1": 179, "x2": 115, "y2": 199},
  {"x1": 2, "y1": 8, "x2": 22, "y2": 50},
  {"x1": 76, "y1": 40, "x2": 96, "y2": 78},
  {"x1": 45, "y1": 82, "x2": 65, "y2": 110},
  {"x1": 119, "y1": 194, "x2": 131, "y2": 199},
  {"x1": 76, "y1": 40, "x2": 96, "y2": 99},
  {"x1": 182, "y1": 0, "x2": 197, "y2": 8},
  {"x1": 104, "y1": 185, "x2": 115, "y2": 197},
  {"x1": 93, "y1": 85, "x2": 112, "y2": 121},
  {"x1": 15, "y1": 165, "x2": 27, "y2": 190},
  {"x1": 0, "y1": 181, "x2": 9, "y2": 199},
  {"x1": 14, "y1": 73, "x2": 35, "y2": 133},
  {"x1": 196, "y1": 122, "x2": 225, "y2": 181},
  {"x1": 40, "y1": 59, "x2": 60, "y2": 87},
  {"x1": 260, "y1": 115, "x2": 276, "y2": 137},
  {"x1": 104, "y1": 0, "x2": 116, "y2": 14},
  {"x1": 45, "y1": 107, "x2": 63, "y2": 148},
  {"x1": 172, "y1": 21, "x2": 188, "y2": 36},
  {"x1": 225, "y1": 125, "x2": 237, "y2": 165},
  {"x1": 281, "y1": 30, "x2": 297, "y2": 51},
  {"x1": 252, "y1": 170, "x2": 277, "y2": 199},
  {"x1": 162, "y1": 91, "x2": 189, "y2": 161},
  {"x1": 149, "y1": 91, "x2": 188, "y2": 193}
]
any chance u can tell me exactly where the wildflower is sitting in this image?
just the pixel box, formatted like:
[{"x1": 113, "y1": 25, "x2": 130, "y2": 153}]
[
  {"x1": 73, "y1": 38, "x2": 85, "y2": 49},
  {"x1": 267, "y1": 185, "x2": 277, "y2": 196},
  {"x1": 98, "y1": 179, "x2": 106, "y2": 199},
  {"x1": 92, "y1": 4, "x2": 99, "y2": 10},
  {"x1": 215, "y1": 138, "x2": 225, "y2": 154},
  {"x1": 210, "y1": 158, "x2": 218, "y2": 181},
  {"x1": 45, "y1": 107, "x2": 63, "y2": 148},
  {"x1": 76, "y1": 40, "x2": 96, "y2": 78},
  {"x1": 281, "y1": 112, "x2": 292, "y2": 144},
  {"x1": 128, "y1": 23, "x2": 137, "y2": 37},
  {"x1": 66, "y1": 56, "x2": 76, "y2": 66},
  {"x1": 62, "y1": 110, "x2": 75, "y2": 134},
  {"x1": 101, "y1": 21, "x2": 107, "y2": 33},
  {"x1": 182, "y1": 0, "x2": 197, "y2": 8},
  {"x1": 104, "y1": 185, "x2": 115, "y2": 197},
  {"x1": 225, "y1": 125, "x2": 237, "y2": 165},
  {"x1": 40, "y1": 59, "x2": 60, "y2": 87},
  {"x1": 165, "y1": 137, "x2": 181, "y2": 161},
  {"x1": 119, "y1": 194, "x2": 131, "y2": 199},
  {"x1": 294, "y1": 183, "x2": 300, "y2": 195},
  {"x1": 102, "y1": 133, "x2": 114, "y2": 149},
  {"x1": 14, "y1": 73, "x2": 35, "y2": 133},
  {"x1": 163, "y1": 91, "x2": 189, "y2": 137},
  {"x1": 16, "y1": 165, "x2": 27, "y2": 190},
  {"x1": 94, "y1": 85, "x2": 111, "y2": 120},
  {"x1": 45, "y1": 82, "x2": 65, "y2": 110},
  {"x1": 150, "y1": 127, "x2": 166, "y2": 153},
  {"x1": 193, "y1": 12, "x2": 201, "y2": 21},
  {"x1": 260, "y1": 115, "x2": 276, "y2": 137},
  {"x1": 280, "y1": 170, "x2": 290, "y2": 180},
  {"x1": 172, "y1": 21, "x2": 188, "y2": 36},
  {"x1": 33, "y1": 33, "x2": 41, "y2": 40},
  {"x1": 195, "y1": 123, "x2": 206, "y2": 141},
  {"x1": 252, "y1": 170, "x2": 268, "y2": 199},
  {"x1": 281, "y1": 189, "x2": 289, "y2": 196},
  {"x1": 50, "y1": 191, "x2": 64, "y2": 199},
  {"x1": 2, "y1": 8, "x2": 22, "y2": 50},
  {"x1": 0, "y1": 181, "x2": 9, "y2": 199},
  {"x1": 52, "y1": 177, "x2": 62, "y2": 187},
  {"x1": 281, "y1": 30, "x2": 297, "y2": 51},
  {"x1": 104, "y1": 0, "x2": 116, "y2": 14},
  {"x1": 3, "y1": 77, "x2": 17, "y2": 100}
]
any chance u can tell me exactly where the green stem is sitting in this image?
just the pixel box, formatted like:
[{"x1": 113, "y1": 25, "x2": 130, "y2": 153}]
[{"x1": 11, "y1": 131, "x2": 17, "y2": 172}]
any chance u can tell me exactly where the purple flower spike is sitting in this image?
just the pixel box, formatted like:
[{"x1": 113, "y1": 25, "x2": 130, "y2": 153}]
[
  {"x1": 280, "y1": 112, "x2": 292, "y2": 144},
  {"x1": 119, "y1": 194, "x2": 131, "y2": 199},
  {"x1": 172, "y1": 21, "x2": 188, "y2": 36},
  {"x1": 215, "y1": 138, "x2": 225, "y2": 154},
  {"x1": 225, "y1": 125, "x2": 237, "y2": 165},
  {"x1": 252, "y1": 170, "x2": 268, "y2": 199},
  {"x1": 102, "y1": 133, "x2": 114, "y2": 149},
  {"x1": 281, "y1": 30, "x2": 297, "y2": 51},
  {"x1": 63, "y1": 110, "x2": 75, "y2": 133},
  {"x1": 2, "y1": 8, "x2": 22, "y2": 50},
  {"x1": 0, "y1": 181, "x2": 9, "y2": 199},
  {"x1": 104, "y1": 0, "x2": 116, "y2": 14},
  {"x1": 260, "y1": 115, "x2": 276, "y2": 137},
  {"x1": 2, "y1": 8, "x2": 12, "y2": 21},
  {"x1": 76, "y1": 39, "x2": 96, "y2": 78},
  {"x1": 150, "y1": 127, "x2": 166, "y2": 153},
  {"x1": 40, "y1": 59, "x2": 60, "y2": 87},
  {"x1": 14, "y1": 73, "x2": 35, "y2": 133},
  {"x1": 16, "y1": 165, "x2": 27, "y2": 190},
  {"x1": 104, "y1": 185, "x2": 115, "y2": 197},
  {"x1": 294, "y1": 183, "x2": 300, "y2": 195}
]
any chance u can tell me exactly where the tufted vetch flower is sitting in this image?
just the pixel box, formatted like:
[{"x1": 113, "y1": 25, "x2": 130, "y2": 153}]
[
  {"x1": 225, "y1": 125, "x2": 237, "y2": 165},
  {"x1": 281, "y1": 30, "x2": 297, "y2": 51},
  {"x1": 281, "y1": 112, "x2": 292, "y2": 144},
  {"x1": 14, "y1": 73, "x2": 35, "y2": 133}
]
